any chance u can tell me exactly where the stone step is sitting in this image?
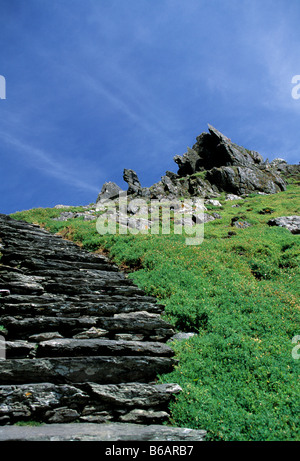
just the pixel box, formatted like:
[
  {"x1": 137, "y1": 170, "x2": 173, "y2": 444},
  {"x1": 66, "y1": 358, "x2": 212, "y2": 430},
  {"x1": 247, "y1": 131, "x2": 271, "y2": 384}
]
[
  {"x1": 0, "y1": 271, "x2": 135, "y2": 294},
  {"x1": 0, "y1": 281, "x2": 145, "y2": 297},
  {"x1": 1, "y1": 315, "x2": 99, "y2": 339},
  {"x1": 96, "y1": 312, "x2": 175, "y2": 340},
  {"x1": 43, "y1": 277, "x2": 135, "y2": 290},
  {"x1": 36, "y1": 338, "x2": 174, "y2": 358},
  {"x1": 0, "y1": 282, "x2": 144, "y2": 297},
  {"x1": 0, "y1": 229, "x2": 108, "y2": 261},
  {"x1": 19, "y1": 259, "x2": 118, "y2": 272},
  {"x1": 0, "y1": 382, "x2": 182, "y2": 425},
  {"x1": 0, "y1": 292, "x2": 159, "y2": 305},
  {"x1": 0, "y1": 383, "x2": 182, "y2": 424},
  {"x1": 0, "y1": 240, "x2": 83, "y2": 255},
  {"x1": 1, "y1": 312, "x2": 174, "y2": 341},
  {"x1": 45, "y1": 252, "x2": 112, "y2": 264},
  {"x1": 6, "y1": 338, "x2": 174, "y2": 359},
  {"x1": 0, "y1": 223, "x2": 56, "y2": 237},
  {"x1": 0, "y1": 222, "x2": 74, "y2": 240},
  {"x1": 0, "y1": 356, "x2": 175, "y2": 385},
  {"x1": 0, "y1": 422, "x2": 207, "y2": 441},
  {"x1": 0, "y1": 247, "x2": 115, "y2": 269},
  {"x1": 0, "y1": 299, "x2": 164, "y2": 317}
]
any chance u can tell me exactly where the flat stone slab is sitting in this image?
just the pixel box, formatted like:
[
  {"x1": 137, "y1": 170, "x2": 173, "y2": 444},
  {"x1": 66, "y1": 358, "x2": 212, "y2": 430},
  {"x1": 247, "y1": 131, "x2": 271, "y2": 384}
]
[
  {"x1": 0, "y1": 382, "x2": 182, "y2": 425},
  {"x1": 0, "y1": 422, "x2": 207, "y2": 441},
  {"x1": 0, "y1": 356, "x2": 175, "y2": 385},
  {"x1": 36, "y1": 338, "x2": 174, "y2": 358}
]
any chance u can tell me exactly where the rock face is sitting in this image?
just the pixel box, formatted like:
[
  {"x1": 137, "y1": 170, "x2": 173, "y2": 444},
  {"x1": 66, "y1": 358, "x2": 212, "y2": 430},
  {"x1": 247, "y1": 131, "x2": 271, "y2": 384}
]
[
  {"x1": 270, "y1": 158, "x2": 300, "y2": 180},
  {"x1": 96, "y1": 182, "x2": 123, "y2": 203},
  {"x1": 123, "y1": 169, "x2": 143, "y2": 196},
  {"x1": 109, "y1": 125, "x2": 293, "y2": 201},
  {"x1": 171, "y1": 125, "x2": 286, "y2": 196},
  {"x1": 0, "y1": 214, "x2": 206, "y2": 440}
]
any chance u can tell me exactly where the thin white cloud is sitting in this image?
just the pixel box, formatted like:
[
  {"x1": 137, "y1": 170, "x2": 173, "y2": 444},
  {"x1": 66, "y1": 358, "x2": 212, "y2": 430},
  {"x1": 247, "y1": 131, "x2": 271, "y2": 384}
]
[{"x1": 0, "y1": 130, "x2": 100, "y2": 193}]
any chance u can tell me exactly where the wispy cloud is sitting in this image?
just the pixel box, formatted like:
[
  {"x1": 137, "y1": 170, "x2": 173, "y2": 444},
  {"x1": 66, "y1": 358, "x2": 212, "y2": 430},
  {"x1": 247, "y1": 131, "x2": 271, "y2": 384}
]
[
  {"x1": 82, "y1": 72, "x2": 164, "y2": 136},
  {"x1": 0, "y1": 130, "x2": 100, "y2": 193}
]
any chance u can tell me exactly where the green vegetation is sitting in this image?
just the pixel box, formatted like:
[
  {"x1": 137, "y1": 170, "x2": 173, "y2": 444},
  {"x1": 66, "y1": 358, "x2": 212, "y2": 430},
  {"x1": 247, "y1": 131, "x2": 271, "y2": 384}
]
[
  {"x1": 14, "y1": 421, "x2": 44, "y2": 427},
  {"x1": 191, "y1": 171, "x2": 207, "y2": 180},
  {"x1": 10, "y1": 185, "x2": 300, "y2": 441}
]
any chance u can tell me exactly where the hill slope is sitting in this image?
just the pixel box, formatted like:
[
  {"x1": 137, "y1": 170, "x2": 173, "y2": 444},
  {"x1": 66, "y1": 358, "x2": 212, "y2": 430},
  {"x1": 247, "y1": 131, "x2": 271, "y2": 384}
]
[{"x1": 9, "y1": 180, "x2": 300, "y2": 441}]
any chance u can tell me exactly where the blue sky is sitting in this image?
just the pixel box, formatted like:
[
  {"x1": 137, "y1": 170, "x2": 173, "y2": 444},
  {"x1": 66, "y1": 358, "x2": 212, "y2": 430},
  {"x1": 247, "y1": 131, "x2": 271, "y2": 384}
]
[{"x1": 0, "y1": 0, "x2": 300, "y2": 214}]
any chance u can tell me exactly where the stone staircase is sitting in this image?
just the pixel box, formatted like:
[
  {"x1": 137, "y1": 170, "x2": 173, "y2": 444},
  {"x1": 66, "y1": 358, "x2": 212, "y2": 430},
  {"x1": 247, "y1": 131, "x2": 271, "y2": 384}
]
[{"x1": 0, "y1": 214, "x2": 206, "y2": 441}]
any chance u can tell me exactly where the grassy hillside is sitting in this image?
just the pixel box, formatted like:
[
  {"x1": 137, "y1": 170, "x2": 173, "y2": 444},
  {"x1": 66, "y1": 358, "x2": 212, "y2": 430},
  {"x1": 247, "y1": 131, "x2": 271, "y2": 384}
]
[{"x1": 10, "y1": 184, "x2": 300, "y2": 441}]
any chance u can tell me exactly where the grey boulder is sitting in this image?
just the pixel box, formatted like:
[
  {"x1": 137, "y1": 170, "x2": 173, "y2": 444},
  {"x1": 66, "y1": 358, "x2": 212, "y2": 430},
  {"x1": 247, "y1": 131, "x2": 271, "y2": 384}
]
[
  {"x1": 268, "y1": 216, "x2": 300, "y2": 234},
  {"x1": 96, "y1": 182, "x2": 123, "y2": 203}
]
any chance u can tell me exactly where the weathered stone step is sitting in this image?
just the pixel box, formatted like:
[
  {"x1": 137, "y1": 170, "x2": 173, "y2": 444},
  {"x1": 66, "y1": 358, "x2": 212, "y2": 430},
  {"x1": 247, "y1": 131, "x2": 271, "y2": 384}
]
[
  {"x1": 19, "y1": 258, "x2": 118, "y2": 272},
  {"x1": 0, "y1": 356, "x2": 175, "y2": 385},
  {"x1": 81, "y1": 382, "x2": 182, "y2": 408},
  {"x1": 1, "y1": 312, "x2": 174, "y2": 341},
  {"x1": 0, "y1": 281, "x2": 144, "y2": 297},
  {"x1": 0, "y1": 246, "x2": 115, "y2": 270},
  {"x1": 0, "y1": 382, "x2": 182, "y2": 426},
  {"x1": 0, "y1": 222, "x2": 73, "y2": 240},
  {"x1": 0, "y1": 240, "x2": 82, "y2": 255},
  {"x1": 5, "y1": 338, "x2": 174, "y2": 359},
  {"x1": 12, "y1": 270, "x2": 124, "y2": 281},
  {"x1": 45, "y1": 251, "x2": 112, "y2": 264},
  {"x1": 36, "y1": 338, "x2": 174, "y2": 358},
  {"x1": 0, "y1": 299, "x2": 164, "y2": 317},
  {"x1": 0, "y1": 227, "x2": 110, "y2": 264},
  {"x1": 0, "y1": 234, "x2": 66, "y2": 247},
  {"x1": 0, "y1": 249, "x2": 53, "y2": 265},
  {"x1": 0, "y1": 292, "x2": 160, "y2": 304},
  {"x1": 0, "y1": 223, "x2": 55, "y2": 236},
  {"x1": 0, "y1": 293, "x2": 65, "y2": 305},
  {"x1": 96, "y1": 312, "x2": 175, "y2": 339},
  {"x1": 0, "y1": 269, "x2": 127, "y2": 283},
  {"x1": 0, "y1": 271, "x2": 135, "y2": 295},
  {"x1": 0, "y1": 316, "x2": 99, "y2": 339},
  {"x1": 0, "y1": 422, "x2": 207, "y2": 441},
  {"x1": 43, "y1": 275, "x2": 134, "y2": 288}
]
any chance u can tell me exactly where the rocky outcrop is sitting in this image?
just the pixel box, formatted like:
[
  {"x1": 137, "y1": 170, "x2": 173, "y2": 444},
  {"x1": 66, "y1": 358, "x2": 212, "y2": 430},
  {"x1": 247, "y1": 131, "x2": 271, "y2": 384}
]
[
  {"x1": 113, "y1": 125, "x2": 292, "y2": 201},
  {"x1": 270, "y1": 158, "x2": 300, "y2": 175},
  {"x1": 171, "y1": 125, "x2": 286, "y2": 196},
  {"x1": 0, "y1": 214, "x2": 207, "y2": 439}
]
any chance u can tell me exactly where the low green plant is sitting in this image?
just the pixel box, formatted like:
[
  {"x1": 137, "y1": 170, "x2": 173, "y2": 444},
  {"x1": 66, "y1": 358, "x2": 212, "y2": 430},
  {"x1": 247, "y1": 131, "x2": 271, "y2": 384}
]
[{"x1": 14, "y1": 421, "x2": 43, "y2": 426}]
